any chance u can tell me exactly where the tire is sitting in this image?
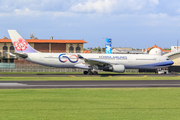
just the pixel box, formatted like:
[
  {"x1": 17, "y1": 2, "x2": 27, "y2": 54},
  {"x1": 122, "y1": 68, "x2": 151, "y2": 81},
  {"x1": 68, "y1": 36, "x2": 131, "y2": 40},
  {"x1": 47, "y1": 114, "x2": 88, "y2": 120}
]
[
  {"x1": 87, "y1": 71, "x2": 93, "y2": 75},
  {"x1": 93, "y1": 71, "x2": 98, "y2": 75},
  {"x1": 84, "y1": 71, "x2": 88, "y2": 75}
]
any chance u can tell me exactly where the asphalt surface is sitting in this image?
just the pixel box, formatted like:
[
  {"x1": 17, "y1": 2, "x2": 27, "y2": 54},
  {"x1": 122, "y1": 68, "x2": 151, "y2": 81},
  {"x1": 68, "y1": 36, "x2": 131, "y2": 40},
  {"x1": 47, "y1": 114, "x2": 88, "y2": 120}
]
[
  {"x1": 0, "y1": 80, "x2": 180, "y2": 89},
  {"x1": 0, "y1": 74, "x2": 180, "y2": 77}
]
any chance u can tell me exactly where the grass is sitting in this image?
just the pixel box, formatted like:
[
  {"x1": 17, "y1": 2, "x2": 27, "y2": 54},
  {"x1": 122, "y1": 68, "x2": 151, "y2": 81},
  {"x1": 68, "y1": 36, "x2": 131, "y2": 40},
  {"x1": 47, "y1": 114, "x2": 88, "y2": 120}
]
[
  {"x1": 0, "y1": 72, "x2": 83, "y2": 75},
  {"x1": 0, "y1": 88, "x2": 180, "y2": 120}
]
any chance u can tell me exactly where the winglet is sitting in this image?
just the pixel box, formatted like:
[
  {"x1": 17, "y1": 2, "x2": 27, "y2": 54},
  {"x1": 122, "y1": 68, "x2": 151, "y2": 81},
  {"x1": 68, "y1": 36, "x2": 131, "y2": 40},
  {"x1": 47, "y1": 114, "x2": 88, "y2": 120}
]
[
  {"x1": 8, "y1": 30, "x2": 39, "y2": 53},
  {"x1": 77, "y1": 54, "x2": 84, "y2": 59}
]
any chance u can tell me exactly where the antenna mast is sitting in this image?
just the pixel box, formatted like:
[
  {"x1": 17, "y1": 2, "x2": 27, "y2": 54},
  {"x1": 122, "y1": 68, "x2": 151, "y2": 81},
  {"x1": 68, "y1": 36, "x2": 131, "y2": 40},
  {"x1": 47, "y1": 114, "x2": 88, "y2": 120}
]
[{"x1": 30, "y1": 32, "x2": 35, "y2": 39}]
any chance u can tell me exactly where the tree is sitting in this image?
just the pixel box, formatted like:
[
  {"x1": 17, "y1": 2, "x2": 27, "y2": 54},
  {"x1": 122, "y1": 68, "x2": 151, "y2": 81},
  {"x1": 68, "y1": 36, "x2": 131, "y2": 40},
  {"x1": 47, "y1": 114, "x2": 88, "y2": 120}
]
[
  {"x1": 92, "y1": 46, "x2": 102, "y2": 52},
  {"x1": 83, "y1": 48, "x2": 87, "y2": 51}
]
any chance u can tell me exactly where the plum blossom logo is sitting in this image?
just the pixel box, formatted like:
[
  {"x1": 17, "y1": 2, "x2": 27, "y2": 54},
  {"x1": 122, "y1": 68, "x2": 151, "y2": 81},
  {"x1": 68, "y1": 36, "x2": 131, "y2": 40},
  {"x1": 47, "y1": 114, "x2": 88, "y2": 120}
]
[{"x1": 13, "y1": 38, "x2": 28, "y2": 51}]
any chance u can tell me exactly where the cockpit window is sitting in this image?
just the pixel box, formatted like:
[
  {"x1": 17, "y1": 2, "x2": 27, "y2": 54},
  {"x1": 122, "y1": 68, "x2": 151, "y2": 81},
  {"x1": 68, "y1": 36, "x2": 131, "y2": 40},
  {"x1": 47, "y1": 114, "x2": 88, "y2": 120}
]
[{"x1": 166, "y1": 58, "x2": 170, "y2": 60}]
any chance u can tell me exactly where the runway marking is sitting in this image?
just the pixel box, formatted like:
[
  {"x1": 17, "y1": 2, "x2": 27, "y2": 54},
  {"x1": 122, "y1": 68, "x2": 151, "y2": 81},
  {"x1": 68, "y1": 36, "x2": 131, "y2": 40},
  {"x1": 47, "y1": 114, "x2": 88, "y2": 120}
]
[
  {"x1": 0, "y1": 83, "x2": 27, "y2": 86},
  {"x1": 69, "y1": 75, "x2": 76, "y2": 77},
  {"x1": 0, "y1": 83, "x2": 180, "y2": 87},
  {"x1": 25, "y1": 84, "x2": 180, "y2": 87},
  {"x1": 28, "y1": 84, "x2": 180, "y2": 87},
  {"x1": 143, "y1": 75, "x2": 148, "y2": 77}
]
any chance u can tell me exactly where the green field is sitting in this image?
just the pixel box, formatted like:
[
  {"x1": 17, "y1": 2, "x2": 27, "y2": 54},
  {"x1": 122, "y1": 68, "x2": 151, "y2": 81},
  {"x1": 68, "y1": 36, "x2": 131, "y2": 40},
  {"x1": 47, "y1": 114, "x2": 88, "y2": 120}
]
[
  {"x1": 0, "y1": 71, "x2": 179, "y2": 81},
  {"x1": 0, "y1": 88, "x2": 180, "y2": 120}
]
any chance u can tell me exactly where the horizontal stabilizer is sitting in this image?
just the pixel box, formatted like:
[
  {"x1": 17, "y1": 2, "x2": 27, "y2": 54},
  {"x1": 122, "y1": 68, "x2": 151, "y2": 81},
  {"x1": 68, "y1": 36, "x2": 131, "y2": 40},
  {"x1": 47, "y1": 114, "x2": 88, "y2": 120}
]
[{"x1": 6, "y1": 52, "x2": 28, "y2": 58}]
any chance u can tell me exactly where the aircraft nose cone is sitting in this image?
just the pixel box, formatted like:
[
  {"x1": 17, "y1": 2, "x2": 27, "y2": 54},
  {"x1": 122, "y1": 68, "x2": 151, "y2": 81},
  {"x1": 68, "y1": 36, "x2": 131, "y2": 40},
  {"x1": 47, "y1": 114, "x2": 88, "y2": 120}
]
[{"x1": 170, "y1": 60, "x2": 174, "y2": 65}]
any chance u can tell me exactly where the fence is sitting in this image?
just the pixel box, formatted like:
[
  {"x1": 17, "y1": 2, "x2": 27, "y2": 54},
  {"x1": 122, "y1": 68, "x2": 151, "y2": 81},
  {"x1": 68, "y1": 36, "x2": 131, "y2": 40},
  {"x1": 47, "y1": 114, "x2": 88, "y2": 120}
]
[
  {"x1": 0, "y1": 60, "x2": 139, "y2": 73},
  {"x1": 0, "y1": 62, "x2": 85, "y2": 73}
]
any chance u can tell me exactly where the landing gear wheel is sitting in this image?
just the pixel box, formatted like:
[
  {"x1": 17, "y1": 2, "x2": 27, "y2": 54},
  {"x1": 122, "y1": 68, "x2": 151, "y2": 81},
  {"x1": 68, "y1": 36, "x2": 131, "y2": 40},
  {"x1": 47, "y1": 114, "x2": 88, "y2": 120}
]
[
  {"x1": 155, "y1": 69, "x2": 158, "y2": 74},
  {"x1": 86, "y1": 69, "x2": 92, "y2": 75},
  {"x1": 87, "y1": 71, "x2": 93, "y2": 75},
  {"x1": 93, "y1": 71, "x2": 98, "y2": 75},
  {"x1": 84, "y1": 71, "x2": 88, "y2": 75}
]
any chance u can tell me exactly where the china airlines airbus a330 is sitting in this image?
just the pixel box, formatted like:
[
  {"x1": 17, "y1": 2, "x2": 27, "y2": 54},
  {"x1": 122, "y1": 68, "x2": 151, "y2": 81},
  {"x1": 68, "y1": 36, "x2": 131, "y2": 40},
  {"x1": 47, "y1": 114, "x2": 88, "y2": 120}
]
[{"x1": 7, "y1": 30, "x2": 174, "y2": 75}]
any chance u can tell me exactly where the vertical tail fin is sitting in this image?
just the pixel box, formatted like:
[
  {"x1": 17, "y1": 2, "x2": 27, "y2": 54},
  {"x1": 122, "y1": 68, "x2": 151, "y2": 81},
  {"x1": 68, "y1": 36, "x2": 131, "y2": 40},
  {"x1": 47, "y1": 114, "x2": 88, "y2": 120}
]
[{"x1": 8, "y1": 30, "x2": 39, "y2": 53}]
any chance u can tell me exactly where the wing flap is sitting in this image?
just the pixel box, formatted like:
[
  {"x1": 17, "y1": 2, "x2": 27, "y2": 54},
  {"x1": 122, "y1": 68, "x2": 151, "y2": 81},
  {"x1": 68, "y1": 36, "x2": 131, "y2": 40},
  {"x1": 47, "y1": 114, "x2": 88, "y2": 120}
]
[
  {"x1": 74, "y1": 63, "x2": 89, "y2": 69},
  {"x1": 85, "y1": 58, "x2": 110, "y2": 66}
]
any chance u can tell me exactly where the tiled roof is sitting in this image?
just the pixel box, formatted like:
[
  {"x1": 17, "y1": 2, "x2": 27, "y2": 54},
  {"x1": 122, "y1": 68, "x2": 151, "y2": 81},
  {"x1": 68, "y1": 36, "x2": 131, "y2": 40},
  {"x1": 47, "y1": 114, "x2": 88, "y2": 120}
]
[
  {"x1": 83, "y1": 50, "x2": 91, "y2": 53},
  {"x1": 0, "y1": 39, "x2": 88, "y2": 43},
  {"x1": 147, "y1": 44, "x2": 170, "y2": 52}
]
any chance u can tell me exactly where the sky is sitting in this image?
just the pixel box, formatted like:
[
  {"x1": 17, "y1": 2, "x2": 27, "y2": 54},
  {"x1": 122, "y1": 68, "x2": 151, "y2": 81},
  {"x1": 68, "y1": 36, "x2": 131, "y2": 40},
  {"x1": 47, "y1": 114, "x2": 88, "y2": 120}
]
[{"x1": 0, "y1": 0, "x2": 180, "y2": 49}]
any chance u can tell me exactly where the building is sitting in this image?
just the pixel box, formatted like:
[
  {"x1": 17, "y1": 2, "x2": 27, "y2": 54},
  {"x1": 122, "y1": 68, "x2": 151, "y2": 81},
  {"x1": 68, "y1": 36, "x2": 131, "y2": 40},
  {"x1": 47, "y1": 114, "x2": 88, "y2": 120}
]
[
  {"x1": 140, "y1": 45, "x2": 180, "y2": 73},
  {"x1": 0, "y1": 36, "x2": 87, "y2": 63},
  {"x1": 146, "y1": 45, "x2": 171, "y2": 53},
  {"x1": 115, "y1": 47, "x2": 132, "y2": 51},
  {"x1": 168, "y1": 46, "x2": 180, "y2": 68},
  {"x1": 112, "y1": 48, "x2": 143, "y2": 54},
  {"x1": 146, "y1": 45, "x2": 180, "y2": 67},
  {"x1": 171, "y1": 46, "x2": 180, "y2": 52}
]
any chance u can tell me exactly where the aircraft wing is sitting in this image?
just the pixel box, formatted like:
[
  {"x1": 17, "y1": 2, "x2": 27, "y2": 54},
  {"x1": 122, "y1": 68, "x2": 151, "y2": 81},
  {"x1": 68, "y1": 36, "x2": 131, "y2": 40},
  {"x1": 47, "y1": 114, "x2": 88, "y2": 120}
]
[
  {"x1": 78, "y1": 54, "x2": 111, "y2": 66},
  {"x1": 74, "y1": 63, "x2": 89, "y2": 69},
  {"x1": 84, "y1": 58, "x2": 110, "y2": 66},
  {"x1": 6, "y1": 52, "x2": 28, "y2": 58}
]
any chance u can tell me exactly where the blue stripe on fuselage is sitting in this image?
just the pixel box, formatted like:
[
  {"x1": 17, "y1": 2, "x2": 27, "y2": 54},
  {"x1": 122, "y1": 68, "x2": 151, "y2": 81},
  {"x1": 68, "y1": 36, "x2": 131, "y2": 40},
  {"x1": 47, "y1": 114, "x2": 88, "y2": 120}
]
[{"x1": 137, "y1": 60, "x2": 174, "y2": 69}]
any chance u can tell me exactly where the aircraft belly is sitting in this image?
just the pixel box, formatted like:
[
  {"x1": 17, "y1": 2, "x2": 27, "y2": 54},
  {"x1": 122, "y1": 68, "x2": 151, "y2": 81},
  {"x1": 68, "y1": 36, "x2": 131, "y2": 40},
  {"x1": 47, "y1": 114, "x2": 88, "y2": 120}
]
[{"x1": 123, "y1": 60, "x2": 160, "y2": 69}]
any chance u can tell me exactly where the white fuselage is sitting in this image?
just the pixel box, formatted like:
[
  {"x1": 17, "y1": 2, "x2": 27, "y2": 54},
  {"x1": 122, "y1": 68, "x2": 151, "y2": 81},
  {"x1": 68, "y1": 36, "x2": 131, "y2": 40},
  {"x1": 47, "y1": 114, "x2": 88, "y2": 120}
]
[
  {"x1": 7, "y1": 30, "x2": 174, "y2": 71},
  {"x1": 25, "y1": 53, "x2": 174, "y2": 69}
]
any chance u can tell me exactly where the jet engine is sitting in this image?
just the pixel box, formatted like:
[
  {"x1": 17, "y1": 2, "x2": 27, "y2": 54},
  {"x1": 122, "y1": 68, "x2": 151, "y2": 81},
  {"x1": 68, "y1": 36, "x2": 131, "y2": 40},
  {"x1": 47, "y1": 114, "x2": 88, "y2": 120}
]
[
  {"x1": 112, "y1": 65, "x2": 125, "y2": 73},
  {"x1": 102, "y1": 65, "x2": 125, "y2": 73}
]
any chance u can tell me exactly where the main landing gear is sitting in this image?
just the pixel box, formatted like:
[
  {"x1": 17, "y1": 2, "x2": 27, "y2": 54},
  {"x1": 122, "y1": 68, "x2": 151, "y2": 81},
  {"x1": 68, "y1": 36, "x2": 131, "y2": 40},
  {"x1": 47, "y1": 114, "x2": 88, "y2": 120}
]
[{"x1": 83, "y1": 70, "x2": 98, "y2": 75}]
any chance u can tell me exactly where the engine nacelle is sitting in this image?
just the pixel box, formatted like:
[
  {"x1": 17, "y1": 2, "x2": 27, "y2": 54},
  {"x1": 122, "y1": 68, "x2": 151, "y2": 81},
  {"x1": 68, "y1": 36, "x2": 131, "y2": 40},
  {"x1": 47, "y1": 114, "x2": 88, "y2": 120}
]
[
  {"x1": 102, "y1": 65, "x2": 125, "y2": 73},
  {"x1": 112, "y1": 65, "x2": 125, "y2": 73}
]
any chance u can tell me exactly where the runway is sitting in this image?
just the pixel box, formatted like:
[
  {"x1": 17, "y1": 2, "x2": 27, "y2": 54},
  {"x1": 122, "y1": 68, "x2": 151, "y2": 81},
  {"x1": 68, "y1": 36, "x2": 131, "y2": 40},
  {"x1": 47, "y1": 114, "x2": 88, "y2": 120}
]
[
  {"x1": 0, "y1": 80, "x2": 180, "y2": 89},
  {"x1": 0, "y1": 74, "x2": 179, "y2": 77}
]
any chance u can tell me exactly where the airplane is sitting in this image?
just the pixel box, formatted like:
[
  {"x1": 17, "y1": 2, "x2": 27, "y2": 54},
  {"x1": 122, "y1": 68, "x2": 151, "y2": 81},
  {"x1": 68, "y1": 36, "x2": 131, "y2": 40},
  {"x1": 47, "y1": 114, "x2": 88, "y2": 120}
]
[{"x1": 7, "y1": 30, "x2": 174, "y2": 75}]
